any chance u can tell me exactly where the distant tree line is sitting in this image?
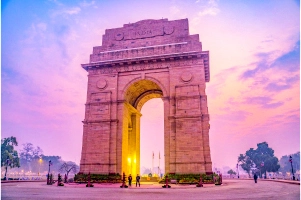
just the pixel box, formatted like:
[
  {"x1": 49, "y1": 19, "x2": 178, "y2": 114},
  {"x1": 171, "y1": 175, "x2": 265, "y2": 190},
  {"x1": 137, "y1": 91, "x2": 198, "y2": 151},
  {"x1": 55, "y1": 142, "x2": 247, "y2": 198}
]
[
  {"x1": 2, "y1": 137, "x2": 299, "y2": 180},
  {"x1": 1, "y1": 136, "x2": 79, "y2": 179}
]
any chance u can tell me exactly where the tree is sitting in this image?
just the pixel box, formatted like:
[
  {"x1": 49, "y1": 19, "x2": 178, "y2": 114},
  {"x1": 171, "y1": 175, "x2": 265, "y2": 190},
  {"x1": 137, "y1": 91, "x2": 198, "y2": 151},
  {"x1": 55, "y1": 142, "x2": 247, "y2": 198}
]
[
  {"x1": 1, "y1": 137, "x2": 20, "y2": 179},
  {"x1": 59, "y1": 162, "x2": 78, "y2": 181},
  {"x1": 227, "y1": 169, "x2": 236, "y2": 178},
  {"x1": 252, "y1": 142, "x2": 280, "y2": 178},
  {"x1": 18, "y1": 142, "x2": 63, "y2": 174},
  {"x1": 20, "y1": 143, "x2": 43, "y2": 172},
  {"x1": 238, "y1": 142, "x2": 280, "y2": 178},
  {"x1": 279, "y1": 152, "x2": 300, "y2": 174},
  {"x1": 238, "y1": 154, "x2": 253, "y2": 178},
  {"x1": 20, "y1": 143, "x2": 43, "y2": 162}
]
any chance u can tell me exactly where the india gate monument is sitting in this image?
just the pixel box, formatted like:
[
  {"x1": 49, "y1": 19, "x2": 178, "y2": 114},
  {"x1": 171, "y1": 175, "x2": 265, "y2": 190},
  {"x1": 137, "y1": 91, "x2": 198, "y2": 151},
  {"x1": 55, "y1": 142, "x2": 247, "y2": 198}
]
[{"x1": 79, "y1": 18, "x2": 212, "y2": 176}]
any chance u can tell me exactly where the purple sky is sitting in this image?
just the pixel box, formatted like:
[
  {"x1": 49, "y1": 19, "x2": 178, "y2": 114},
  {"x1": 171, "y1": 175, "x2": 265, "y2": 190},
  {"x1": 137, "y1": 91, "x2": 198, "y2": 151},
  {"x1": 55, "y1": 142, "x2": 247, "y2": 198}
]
[{"x1": 2, "y1": 0, "x2": 300, "y2": 172}]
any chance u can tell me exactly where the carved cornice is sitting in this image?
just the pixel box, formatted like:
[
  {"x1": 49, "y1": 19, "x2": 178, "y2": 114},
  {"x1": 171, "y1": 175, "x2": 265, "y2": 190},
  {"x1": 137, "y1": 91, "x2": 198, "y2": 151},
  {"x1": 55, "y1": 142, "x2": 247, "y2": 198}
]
[
  {"x1": 85, "y1": 51, "x2": 207, "y2": 67},
  {"x1": 82, "y1": 119, "x2": 118, "y2": 124},
  {"x1": 82, "y1": 51, "x2": 210, "y2": 82},
  {"x1": 83, "y1": 51, "x2": 204, "y2": 69},
  {"x1": 90, "y1": 42, "x2": 189, "y2": 63},
  {"x1": 80, "y1": 163, "x2": 113, "y2": 165},
  {"x1": 168, "y1": 114, "x2": 210, "y2": 120},
  {"x1": 85, "y1": 100, "x2": 128, "y2": 106},
  {"x1": 175, "y1": 95, "x2": 206, "y2": 100}
]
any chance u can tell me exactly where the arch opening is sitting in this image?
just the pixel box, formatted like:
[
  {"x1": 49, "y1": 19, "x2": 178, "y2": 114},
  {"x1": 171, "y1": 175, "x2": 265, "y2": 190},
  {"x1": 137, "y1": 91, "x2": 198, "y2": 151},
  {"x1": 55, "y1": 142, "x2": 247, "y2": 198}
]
[
  {"x1": 140, "y1": 98, "x2": 164, "y2": 177},
  {"x1": 124, "y1": 79, "x2": 163, "y2": 109},
  {"x1": 122, "y1": 79, "x2": 164, "y2": 177}
]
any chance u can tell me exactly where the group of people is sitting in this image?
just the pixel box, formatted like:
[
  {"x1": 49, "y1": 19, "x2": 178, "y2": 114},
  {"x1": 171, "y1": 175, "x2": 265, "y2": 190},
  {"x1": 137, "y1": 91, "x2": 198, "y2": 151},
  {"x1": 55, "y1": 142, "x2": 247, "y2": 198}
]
[{"x1": 128, "y1": 174, "x2": 140, "y2": 187}]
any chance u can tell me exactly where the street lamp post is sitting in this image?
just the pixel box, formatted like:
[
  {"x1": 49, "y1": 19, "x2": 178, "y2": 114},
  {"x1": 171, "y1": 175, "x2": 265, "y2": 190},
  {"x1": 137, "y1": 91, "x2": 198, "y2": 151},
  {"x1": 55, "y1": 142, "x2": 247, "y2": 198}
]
[
  {"x1": 237, "y1": 163, "x2": 240, "y2": 178},
  {"x1": 47, "y1": 160, "x2": 52, "y2": 184},
  {"x1": 289, "y1": 156, "x2": 295, "y2": 180},
  {"x1": 38, "y1": 158, "x2": 42, "y2": 176}
]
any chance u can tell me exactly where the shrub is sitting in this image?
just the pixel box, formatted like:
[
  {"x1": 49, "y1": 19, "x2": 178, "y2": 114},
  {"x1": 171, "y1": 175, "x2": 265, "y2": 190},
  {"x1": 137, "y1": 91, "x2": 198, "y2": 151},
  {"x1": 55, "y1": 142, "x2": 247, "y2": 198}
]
[
  {"x1": 74, "y1": 173, "x2": 121, "y2": 183},
  {"x1": 159, "y1": 173, "x2": 218, "y2": 184}
]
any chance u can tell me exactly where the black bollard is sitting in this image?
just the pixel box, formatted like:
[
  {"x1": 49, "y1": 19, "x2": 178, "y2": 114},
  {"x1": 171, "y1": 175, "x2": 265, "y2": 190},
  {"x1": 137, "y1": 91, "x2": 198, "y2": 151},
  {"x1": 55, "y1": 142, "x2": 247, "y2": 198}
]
[
  {"x1": 162, "y1": 175, "x2": 171, "y2": 188},
  {"x1": 196, "y1": 176, "x2": 203, "y2": 187},
  {"x1": 120, "y1": 172, "x2": 128, "y2": 188}
]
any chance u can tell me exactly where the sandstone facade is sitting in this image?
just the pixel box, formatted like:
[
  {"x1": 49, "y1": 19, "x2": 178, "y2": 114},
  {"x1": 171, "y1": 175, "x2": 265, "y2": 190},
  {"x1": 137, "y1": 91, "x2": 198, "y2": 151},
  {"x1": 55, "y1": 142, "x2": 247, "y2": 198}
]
[{"x1": 79, "y1": 18, "x2": 212, "y2": 175}]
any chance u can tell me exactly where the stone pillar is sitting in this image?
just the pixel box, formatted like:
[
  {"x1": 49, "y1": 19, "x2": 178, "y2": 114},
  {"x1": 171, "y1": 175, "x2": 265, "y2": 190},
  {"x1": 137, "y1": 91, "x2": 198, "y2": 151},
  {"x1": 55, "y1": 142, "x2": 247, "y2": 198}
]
[
  {"x1": 109, "y1": 120, "x2": 117, "y2": 173},
  {"x1": 120, "y1": 103, "x2": 129, "y2": 175},
  {"x1": 162, "y1": 97, "x2": 171, "y2": 174},
  {"x1": 121, "y1": 103, "x2": 142, "y2": 176},
  {"x1": 134, "y1": 113, "x2": 141, "y2": 176},
  {"x1": 200, "y1": 95, "x2": 212, "y2": 173}
]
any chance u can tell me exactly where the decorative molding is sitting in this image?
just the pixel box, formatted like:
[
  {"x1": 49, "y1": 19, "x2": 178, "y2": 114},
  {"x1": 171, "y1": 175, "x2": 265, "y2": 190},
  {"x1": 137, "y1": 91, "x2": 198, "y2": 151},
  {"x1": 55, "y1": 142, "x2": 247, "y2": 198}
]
[
  {"x1": 83, "y1": 51, "x2": 210, "y2": 82},
  {"x1": 180, "y1": 72, "x2": 193, "y2": 83},
  {"x1": 113, "y1": 26, "x2": 175, "y2": 41},
  {"x1": 96, "y1": 79, "x2": 107, "y2": 89},
  {"x1": 82, "y1": 119, "x2": 118, "y2": 124}
]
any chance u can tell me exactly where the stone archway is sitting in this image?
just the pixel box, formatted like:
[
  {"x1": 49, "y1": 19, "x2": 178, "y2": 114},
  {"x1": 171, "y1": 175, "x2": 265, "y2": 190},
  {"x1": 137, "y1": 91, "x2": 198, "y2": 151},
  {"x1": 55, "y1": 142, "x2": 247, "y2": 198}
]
[
  {"x1": 121, "y1": 79, "x2": 163, "y2": 176},
  {"x1": 79, "y1": 18, "x2": 212, "y2": 175}
]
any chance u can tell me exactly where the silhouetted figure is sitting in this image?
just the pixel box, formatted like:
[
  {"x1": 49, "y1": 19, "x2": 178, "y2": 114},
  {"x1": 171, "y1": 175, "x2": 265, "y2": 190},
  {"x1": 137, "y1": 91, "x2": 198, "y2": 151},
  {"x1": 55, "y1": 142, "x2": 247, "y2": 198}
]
[
  {"x1": 254, "y1": 174, "x2": 258, "y2": 183},
  {"x1": 136, "y1": 174, "x2": 140, "y2": 187},
  {"x1": 64, "y1": 174, "x2": 67, "y2": 183},
  {"x1": 128, "y1": 174, "x2": 132, "y2": 186}
]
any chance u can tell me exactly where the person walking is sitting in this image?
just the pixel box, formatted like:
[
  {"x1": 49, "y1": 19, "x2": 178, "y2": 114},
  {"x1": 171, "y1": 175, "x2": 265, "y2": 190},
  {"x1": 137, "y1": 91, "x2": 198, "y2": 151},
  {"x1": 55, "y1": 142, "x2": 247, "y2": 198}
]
[
  {"x1": 254, "y1": 173, "x2": 258, "y2": 183},
  {"x1": 136, "y1": 174, "x2": 140, "y2": 187},
  {"x1": 128, "y1": 174, "x2": 132, "y2": 186}
]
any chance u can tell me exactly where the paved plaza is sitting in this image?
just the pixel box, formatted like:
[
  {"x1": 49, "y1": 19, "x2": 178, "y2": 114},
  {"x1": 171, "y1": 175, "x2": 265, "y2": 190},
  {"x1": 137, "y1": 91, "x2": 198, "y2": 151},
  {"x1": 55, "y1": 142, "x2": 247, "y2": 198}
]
[{"x1": 1, "y1": 179, "x2": 300, "y2": 200}]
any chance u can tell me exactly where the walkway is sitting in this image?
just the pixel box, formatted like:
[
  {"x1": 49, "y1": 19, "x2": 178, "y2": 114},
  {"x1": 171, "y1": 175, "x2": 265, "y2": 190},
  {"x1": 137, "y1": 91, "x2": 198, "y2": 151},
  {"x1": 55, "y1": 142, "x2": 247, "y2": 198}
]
[{"x1": 2, "y1": 179, "x2": 300, "y2": 199}]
